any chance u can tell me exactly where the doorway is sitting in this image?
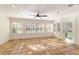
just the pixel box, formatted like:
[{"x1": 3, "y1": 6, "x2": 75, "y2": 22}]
[{"x1": 63, "y1": 22, "x2": 73, "y2": 43}]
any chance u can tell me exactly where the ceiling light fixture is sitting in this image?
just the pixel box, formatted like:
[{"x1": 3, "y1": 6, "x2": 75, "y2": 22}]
[
  {"x1": 57, "y1": 11, "x2": 59, "y2": 14},
  {"x1": 11, "y1": 5, "x2": 16, "y2": 8}
]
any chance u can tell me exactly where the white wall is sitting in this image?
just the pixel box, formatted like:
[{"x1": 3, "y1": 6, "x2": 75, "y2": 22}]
[
  {"x1": 0, "y1": 15, "x2": 10, "y2": 45},
  {"x1": 11, "y1": 33, "x2": 53, "y2": 39},
  {"x1": 53, "y1": 12, "x2": 79, "y2": 44},
  {"x1": 54, "y1": 12, "x2": 79, "y2": 43},
  {"x1": 61, "y1": 16, "x2": 76, "y2": 43},
  {"x1": 75, "y1": 16, "x2": 79, "y2": 44}
]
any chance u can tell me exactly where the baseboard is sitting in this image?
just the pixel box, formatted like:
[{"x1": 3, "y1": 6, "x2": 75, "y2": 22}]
[
  {"x1": 0, "y1": 39, "x2": 10, "y2": 45},
  {"x1": 11, "y1": 36, "x2": 53, "y2": 40}
]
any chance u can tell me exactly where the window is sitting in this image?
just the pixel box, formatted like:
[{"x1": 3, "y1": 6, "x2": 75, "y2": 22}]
[
  {"x1": 54, "y1": 24, "x2": 56, "y2": 32},
  {"x1": 12, "y1": 22, "x2": 23, "y2": 33},
  {"x1": 26, "y1": 23, "x2": 36, "y2": 33},
  {"x1": 11, "y1": 21, "x2": 53, "y2": 34},
  {"x1": 25, "y1": 23, "x2": 45, "y2": 33},
  {"x1": 57, "y1": 23, "x2": 60, "y2": 32}
]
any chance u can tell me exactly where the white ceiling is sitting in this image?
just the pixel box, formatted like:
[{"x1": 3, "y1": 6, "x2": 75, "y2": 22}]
[{"x1": 0, "y1": 4, "x2": 79, "y2": 20}]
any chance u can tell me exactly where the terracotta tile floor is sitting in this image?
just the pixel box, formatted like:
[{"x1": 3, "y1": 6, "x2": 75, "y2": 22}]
[{"x1": 0, "y1": 37, "x2": 79, "y2": 55}]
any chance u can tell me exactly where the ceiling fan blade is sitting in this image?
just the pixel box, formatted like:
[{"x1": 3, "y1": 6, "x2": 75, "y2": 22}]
[
  {"x1": 39, "y1": 15, "x2": 47, "y2": 17},
  {"x1": 29, "y1": 15, "x2": 36, "y2": 16}
]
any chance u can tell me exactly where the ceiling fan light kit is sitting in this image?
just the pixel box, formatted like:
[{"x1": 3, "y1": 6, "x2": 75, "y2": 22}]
[{"x1": 30, "y1": 13, "x2": 47, "y2": 20}]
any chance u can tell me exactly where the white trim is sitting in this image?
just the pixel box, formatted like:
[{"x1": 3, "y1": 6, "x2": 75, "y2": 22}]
[{"x1": 0, "y1": 39, "x2": 10, "y2": 45}]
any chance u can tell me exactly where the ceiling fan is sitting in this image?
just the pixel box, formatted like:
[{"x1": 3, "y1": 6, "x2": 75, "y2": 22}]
[
  {"x1": 30, "y1": 13, "x2": 47, "y2": 17},
  {"x1": 30, "y1": 13, "x2": 47, "y2": 20},
  {"x1": 35, "y1": 13, "x2": 47, "y2": 17}
]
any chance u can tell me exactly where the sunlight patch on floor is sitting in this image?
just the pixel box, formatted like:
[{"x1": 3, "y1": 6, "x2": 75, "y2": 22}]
[{"x1": 27, "y1": 45, "x2": 46, "y2": 51}]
